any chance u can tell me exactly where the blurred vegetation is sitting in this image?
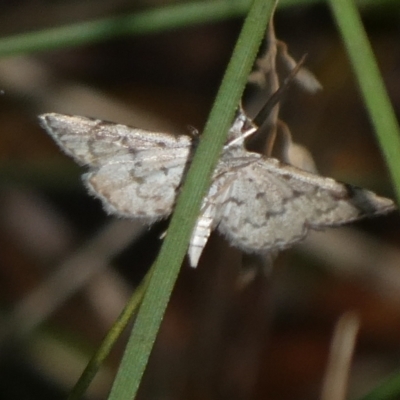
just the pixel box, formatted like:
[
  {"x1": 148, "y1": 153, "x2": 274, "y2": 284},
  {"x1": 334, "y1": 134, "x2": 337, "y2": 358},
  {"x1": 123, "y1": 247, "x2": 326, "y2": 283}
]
[{"x1": 0, "y1": 1, "x2": 399, "y2": 400}]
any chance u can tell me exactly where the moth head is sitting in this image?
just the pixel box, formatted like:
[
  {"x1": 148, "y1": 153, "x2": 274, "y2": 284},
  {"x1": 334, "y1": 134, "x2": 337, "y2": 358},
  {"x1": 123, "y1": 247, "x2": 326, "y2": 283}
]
[{"x1": 225, "y1": 108, "x2": 258, "y2": 149}]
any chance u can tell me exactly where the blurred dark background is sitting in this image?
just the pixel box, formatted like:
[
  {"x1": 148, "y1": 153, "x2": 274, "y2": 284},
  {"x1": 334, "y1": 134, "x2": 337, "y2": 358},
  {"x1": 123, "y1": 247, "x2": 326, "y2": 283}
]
[{"x1": 0, "y1": 1, "x2": 399, "y2": 399}]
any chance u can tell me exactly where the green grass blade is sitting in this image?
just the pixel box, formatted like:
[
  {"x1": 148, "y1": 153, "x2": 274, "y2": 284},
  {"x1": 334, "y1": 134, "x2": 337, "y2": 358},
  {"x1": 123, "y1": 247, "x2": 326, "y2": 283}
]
[
  {"x1": 0, "y1": 1, "x2": 247, "y2": 57},
  {"x1": 328, "y1": 0, "x2": 400, "y2": 202},
  {"x1": 1, "y1": 0, "x2": 377, "y2": 59},
  {"x1": 67, "y1": 268, "x2": 152, "y2": 400},
  {"x1": 0, "y1": 0, "x2": 393, "y2": 58},
  {"x1": 106, "y1": 1, "x2": 277, "y2": 399},
  {"x1": 328, "y1": 1, "x2": 400, "y2": 398},
  {"x1": 357, "y1": 370, "x2": 400, "y2": 400}
]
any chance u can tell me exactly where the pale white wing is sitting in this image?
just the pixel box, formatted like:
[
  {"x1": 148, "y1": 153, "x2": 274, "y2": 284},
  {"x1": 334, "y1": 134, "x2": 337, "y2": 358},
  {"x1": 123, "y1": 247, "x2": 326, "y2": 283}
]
[
  {"x1": 216, "y1": 156, "x2": 395, "y2": 253},
  {"x1": 39, "y1": 113, "x2": 192, "y2": 167},
  {"x1": 188, "y1": 201, "x2": 218, "y2": 268},
  {"x1": 39, "y1": 113, "x2": 192, "y2": 221},
  {"x1": 188, "y1": 174, "x2": 235, "y2": 267}
]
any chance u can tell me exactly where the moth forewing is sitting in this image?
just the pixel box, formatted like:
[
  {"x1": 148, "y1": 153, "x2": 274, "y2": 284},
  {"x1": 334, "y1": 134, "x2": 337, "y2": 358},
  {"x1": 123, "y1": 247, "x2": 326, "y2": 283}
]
[
  {"x1": 39, "y1": 113, "x2": 192, "y2": 222},
  {"x1": 39, "y1": 113, "x2": 193, "y2": 166}
]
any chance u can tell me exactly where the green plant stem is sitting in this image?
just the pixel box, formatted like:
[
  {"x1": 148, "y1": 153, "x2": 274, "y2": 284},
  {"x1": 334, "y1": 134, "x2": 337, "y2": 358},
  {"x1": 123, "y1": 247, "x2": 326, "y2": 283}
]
[
  {"x1": 0, "y1": 1, "x2": 247, "y2": 57},
  {"x1": 107, "y1": 1, "x2": 277, "y2": 399},
  {"x1": 67, "y1": 268, "x2": 153, "y2": 400},
  {"x1": 358, "y1": 370, "x2": 400, "y2": 400},
  {"x1": 4, "y1": 0, "x2": 395, "y2": 59},
  {"x1": 0, "y1": 0, "x2": 396, "y2": 59},
  {"x1": 328, "y1": 0, "x2": 400, "y2": 203}
]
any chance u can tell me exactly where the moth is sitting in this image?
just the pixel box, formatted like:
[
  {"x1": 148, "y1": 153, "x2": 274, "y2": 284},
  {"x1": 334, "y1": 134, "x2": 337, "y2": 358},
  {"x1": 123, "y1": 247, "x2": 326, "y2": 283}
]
[{"x1": 39, "y1": 110, "x2": 395, "y2": 267}]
